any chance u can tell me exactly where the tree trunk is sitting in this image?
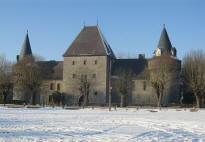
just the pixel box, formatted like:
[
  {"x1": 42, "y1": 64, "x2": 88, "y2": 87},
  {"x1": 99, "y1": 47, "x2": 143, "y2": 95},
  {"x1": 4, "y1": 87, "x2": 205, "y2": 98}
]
[
  {"x1": 3, "y1": 92, "x2": 7, "y2": 106},
  {"x1": 30, "y1": 91, "x2": 36, "y2": 105},
  {"x1": 83, "y1": 94, "x2": 88, "y2": 107},
  {"x1": 52, "y1": 95, "x2": 54, "y2": 108},
  {"x1": 120, "y1": 94, "x2": 126, "y2": 107},
  {"x1": 194, "y1": 92, "x2": 200, "y2": 108},
  {"x1": 202, "y1": 96, "x2": 205, "y2": 108},
  {"x1": 157, "y1": 92, "x2": 163, "y2": 108}
]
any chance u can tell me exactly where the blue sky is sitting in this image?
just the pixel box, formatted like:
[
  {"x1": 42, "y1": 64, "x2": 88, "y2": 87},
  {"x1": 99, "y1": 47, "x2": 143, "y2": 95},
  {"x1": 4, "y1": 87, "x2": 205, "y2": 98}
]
[{"x1": 0, "y1": 0, "x2": 204, "y2": 61}]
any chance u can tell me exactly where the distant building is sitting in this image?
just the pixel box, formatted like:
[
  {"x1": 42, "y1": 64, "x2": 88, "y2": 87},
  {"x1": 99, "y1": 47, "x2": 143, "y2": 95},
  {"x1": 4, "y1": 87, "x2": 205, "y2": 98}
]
[{"x1": 13, "y1": 25, "x2": 181, "y2": 106}]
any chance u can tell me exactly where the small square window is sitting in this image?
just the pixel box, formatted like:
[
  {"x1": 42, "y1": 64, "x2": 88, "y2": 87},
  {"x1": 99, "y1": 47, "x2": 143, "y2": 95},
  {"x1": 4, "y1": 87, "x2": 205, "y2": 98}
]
[
  {"x1": 81, "y1": 74, "x2": 87, "y2": 82},
  {"x1": 72, "y1": 74, "x2": 76, "y2": 78},
  {"x1": 92, "y1": 74, "x2": 96, "y2": 78},
  {"x1": 72, "y1": 61, "x2": 75, "y2": 65},
  {"x1": 143, "y1": 81, "x2": 146, "y2": 91}
]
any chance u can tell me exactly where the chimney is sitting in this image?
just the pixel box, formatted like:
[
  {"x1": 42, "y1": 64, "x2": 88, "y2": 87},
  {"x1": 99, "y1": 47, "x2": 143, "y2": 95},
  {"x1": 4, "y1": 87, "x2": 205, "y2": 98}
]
[
  {"x1": 16, "y1": 55, "x2": 19, "y2": 62},
  {"x1": 138, "y1": 54, "x2": 145, "y2": 59}
]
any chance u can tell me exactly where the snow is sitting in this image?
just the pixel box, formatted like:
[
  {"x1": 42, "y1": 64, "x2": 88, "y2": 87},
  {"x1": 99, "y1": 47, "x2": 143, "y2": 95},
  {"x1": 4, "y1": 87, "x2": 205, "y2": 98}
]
[{"x1": 0, "y1": 107, "x2": 205, "y2": 142}]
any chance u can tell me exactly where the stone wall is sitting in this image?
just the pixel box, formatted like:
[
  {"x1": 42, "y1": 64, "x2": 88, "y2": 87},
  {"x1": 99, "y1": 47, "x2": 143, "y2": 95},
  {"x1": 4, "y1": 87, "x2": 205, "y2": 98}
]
[
  {"x1": 131, "y1": 80, "x2": 157, "y2": 105},
  {"x1": 63, "y1": 56, "x2": 110, "y2": 105},
  {"x1": 40, "y1": 80, "x2": 63, "y2": 105}
]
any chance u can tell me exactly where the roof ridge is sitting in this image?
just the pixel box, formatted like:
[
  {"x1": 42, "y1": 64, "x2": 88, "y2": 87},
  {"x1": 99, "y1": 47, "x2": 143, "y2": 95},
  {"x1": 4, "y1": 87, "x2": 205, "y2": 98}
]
[
  {"x1": 97, "y1": 26, "x2": 116, "y2": 58},
  {"x1": 96, "y1": 26, "x2": 109, "y2": 55}
]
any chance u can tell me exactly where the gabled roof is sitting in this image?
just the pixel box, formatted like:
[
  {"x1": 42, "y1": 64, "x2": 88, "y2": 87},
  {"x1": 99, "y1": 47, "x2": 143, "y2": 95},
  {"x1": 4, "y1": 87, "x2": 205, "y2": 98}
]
[
  {"x1": 19, "y1": 31, "x2": 32, "y2": 61},
  {"x1": 63, "y1": 26, "x2": 116, "y2": 58},
  {"x1": 158, "y1": 26, "x2": 172, "y2": 53}
]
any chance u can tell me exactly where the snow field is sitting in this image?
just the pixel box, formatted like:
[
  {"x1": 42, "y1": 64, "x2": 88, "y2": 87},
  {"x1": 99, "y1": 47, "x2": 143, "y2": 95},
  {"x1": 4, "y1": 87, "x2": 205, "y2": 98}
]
[{"x1": 0, "y1": 107, "x2": 205, "y2": 142}]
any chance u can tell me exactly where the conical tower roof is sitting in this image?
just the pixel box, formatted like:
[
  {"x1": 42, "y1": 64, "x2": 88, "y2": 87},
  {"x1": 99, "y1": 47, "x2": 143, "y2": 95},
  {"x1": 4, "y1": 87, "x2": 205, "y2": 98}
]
[
  {"x1": 19, "y1": 31, "x2": 32, "y2": 61},
  {"x1": 158, "y1": 26, "x2": 172, "y2": 53}
]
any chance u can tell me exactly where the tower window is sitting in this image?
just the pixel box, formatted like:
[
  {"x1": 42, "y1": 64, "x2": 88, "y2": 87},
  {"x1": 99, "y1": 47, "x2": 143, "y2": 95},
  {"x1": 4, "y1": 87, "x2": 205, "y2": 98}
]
[
  {"x1": 143, "y1": 81, "x2": 146, "y2": 91},
  {"x1": 50, "y1": 83, "x2": 54, "y2": 90},
  {"x1": 92, "y1": 74, "x2": 96, "y2": 78},
  {"x1": 81, "y1": 74, "x2": 87, "y2": 82},
  {"x1": 72, "y1": 61, "x2": 75, "y2": 65},
  {"x1": 57, "y1": 83, "x2": 60, "y2": 91}
]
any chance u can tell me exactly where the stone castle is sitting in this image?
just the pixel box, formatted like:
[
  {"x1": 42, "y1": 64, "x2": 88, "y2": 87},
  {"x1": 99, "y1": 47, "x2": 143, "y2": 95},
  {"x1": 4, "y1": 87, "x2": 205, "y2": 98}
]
[{"x1": 13, "y1": 25, "x2": 181, "y2": 106}]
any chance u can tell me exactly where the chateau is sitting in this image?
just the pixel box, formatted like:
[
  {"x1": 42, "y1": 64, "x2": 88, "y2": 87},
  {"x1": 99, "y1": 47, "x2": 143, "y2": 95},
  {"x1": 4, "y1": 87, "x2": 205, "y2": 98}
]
[{"x1": 13, "y1": 25, "x2": 181, "y2": 106}]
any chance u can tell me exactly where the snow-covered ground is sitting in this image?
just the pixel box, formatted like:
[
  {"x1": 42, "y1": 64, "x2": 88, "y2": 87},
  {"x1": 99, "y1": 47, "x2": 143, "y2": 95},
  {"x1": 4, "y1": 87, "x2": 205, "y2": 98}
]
[{"x1": 0, "y1": 107, "x2": 205, "y2": 142}]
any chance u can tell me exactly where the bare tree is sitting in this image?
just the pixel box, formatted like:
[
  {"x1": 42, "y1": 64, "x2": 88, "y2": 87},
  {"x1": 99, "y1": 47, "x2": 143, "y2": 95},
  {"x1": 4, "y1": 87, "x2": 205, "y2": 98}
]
[
  {"x1": 13, "y1": 56, "x2": 49, "y2": 105},
  {"x1": 182, "y1": 50, "x2": 205, "y2": 108},
  {"x1": 72, "y1": 66, "x2": 97, "y2": 107},
  {"x1": 0, "y1": 55, "x2": 13, "y2": 106},
  {"x1": 149, "y1": 57, "x2": 174, "y2": 108},
  {"x1": 114, "y1": 68, "x2": 133, "y2": 107}
]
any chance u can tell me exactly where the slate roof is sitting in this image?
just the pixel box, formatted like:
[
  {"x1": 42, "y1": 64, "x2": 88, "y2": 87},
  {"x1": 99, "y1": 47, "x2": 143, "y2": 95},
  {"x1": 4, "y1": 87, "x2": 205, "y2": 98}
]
[
  {"x1": 38, "y1": 61, "x2": 63, "y2": 80},
  {"x1": 112, "y1": 58, "x2": 148, "y2": 79},
  {"x1": 158, "y1": 26, "x2": 172, "y2": 53},
  {"x1": 63, "y1": 26, "x2": 116, "y2": 58},
  {"x1": 19, "y1": 32, "x2": 32, "y2": 61}
]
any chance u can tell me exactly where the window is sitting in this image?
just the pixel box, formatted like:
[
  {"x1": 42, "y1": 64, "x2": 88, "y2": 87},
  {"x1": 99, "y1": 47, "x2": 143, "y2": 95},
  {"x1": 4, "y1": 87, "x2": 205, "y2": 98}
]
[
  {"x1": 143, "y1": 81, "x2": 146, "y2": 91},
  {"x1": 81, "y1": 74, "x2": 87, "y2": 82},
  {"x1": 94, "y1": 91, "x2": 98, "y2": 96},
  {"x1": 94, "y1": 60, "x2": 97, "y2": 65},
  {"x1": 72, "y1": 61, "x2": 75, "y2": 65},
  {"x1": 84, "y1": 60, "x2": 86, "y2": 65},
  {"x1": 50, "y1": 83, "x2": 54, "y2": 90},
  {"x1": 72, "y1": 74, "x2": 76, "y2": 78},
  {"x1": 92, "y1": 74, "x2": 96, "y2": 78},
  {"x1": 57, "y1": 83, "x2": 60, "y2": 91}
]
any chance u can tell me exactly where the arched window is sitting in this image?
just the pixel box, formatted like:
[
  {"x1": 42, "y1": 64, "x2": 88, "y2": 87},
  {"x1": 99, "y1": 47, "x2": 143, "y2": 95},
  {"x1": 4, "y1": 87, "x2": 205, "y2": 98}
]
[
  {"x1": 50, "y1": 83, "x2": 54, "y2": 90},
  {"x1": 57, "y1": 83, "x2": 60, "y2": 91}
]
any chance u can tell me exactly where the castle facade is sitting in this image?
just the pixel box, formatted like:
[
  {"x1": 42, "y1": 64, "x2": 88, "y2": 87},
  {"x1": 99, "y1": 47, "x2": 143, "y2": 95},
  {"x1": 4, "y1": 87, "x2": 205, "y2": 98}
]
[{"x1": 13, "y1": 25, "x2": 181, "y2": 106}]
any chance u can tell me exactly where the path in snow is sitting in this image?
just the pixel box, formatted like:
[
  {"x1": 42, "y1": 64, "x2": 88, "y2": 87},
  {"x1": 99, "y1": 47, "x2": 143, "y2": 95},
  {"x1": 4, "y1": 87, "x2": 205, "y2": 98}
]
[{"x1": 0, "y1": 107, "x2": 205, "y2": 142}]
